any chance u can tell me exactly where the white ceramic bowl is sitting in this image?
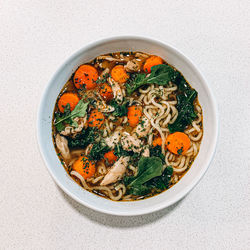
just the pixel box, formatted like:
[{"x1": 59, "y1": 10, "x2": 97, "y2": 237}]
[{"x1": 37, "y1": 36, "x2": 218, "y2": 216}]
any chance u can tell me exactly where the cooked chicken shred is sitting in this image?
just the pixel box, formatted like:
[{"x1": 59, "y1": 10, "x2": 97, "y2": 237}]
[
  {"x1": 108, "y1": 77, "x2": 123, "y2": 103},
  {"x1": 135, "y1": 52, "x2": 149, "y2": 59},
  {"x1": 121, "y1": 132, "x2": 143, "y2": 153},
  {"x1": 125, "y1": 59, "x2": 141, "y2": 72},
  {"x1": 105, "y1": 127, "x2": 123, "y2": 149},
  {"x1": 100, "y1": 156, "x2": 130, "y2": 186},
  {"x1": 132, "y1": 116, "x2": 151, "y2": 138},
  {"x1": 55, "y1": 134, "x2": 70, "y2": 160}
]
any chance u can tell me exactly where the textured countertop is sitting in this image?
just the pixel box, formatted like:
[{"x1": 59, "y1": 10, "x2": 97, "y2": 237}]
[{"x1": 1, "y1": 1, "x2": 249, "y2": 249}]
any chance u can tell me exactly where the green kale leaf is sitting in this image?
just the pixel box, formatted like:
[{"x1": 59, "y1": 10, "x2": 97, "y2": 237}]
[
  {"x1": 110, "y1": 100, "x2": 129, "y2": 117},
  {"x1": 126, "y1": 64, "x2": 180, "y2": 95},
  {"x1": 149, "y1": 145, "x2": 165, "y2": 164},
  {"x1": 168, "y1": 88, "x2": 197, "y2": 133},
  {"x1": 67, "y1": 127, "x2": 98, "y2": 149},
  {"x1": 88, "y1": 140, "x2": 111, "y2": 161}
]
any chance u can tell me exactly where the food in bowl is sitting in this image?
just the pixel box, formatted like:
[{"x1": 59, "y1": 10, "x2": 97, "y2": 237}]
[{"x1": 52, "y1": 51, "x2": 203, "y2": 201}]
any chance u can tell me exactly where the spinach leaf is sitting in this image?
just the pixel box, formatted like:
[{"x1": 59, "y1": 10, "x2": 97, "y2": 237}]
[
  {"x1": 168, "y1": 89, "x2": 197, "y2": 133},
  {"x1": 88, "y1": 140, "x2": 110, "y2": 161},
  {"x1": 70, "y1": 99, "x2": 89, "y2": 119},
  {"x1": 125, "y1": 165, "x2": 173, "y2": 196},
  {"x1": 126, "y1": 64, "x2": 180, "y2": 95},
  {"x1": 126, "y1": 157, "x2": 163, "y2": 187},
  {"x1": 110, "y1": 100, "x2": 128, "y2": 117},
  {"x1": 67, "y1": 127, "x2": 98, "y2": 149},
  {"x1": 147, "y1": 166, "x2": 173, "y2": 190},
  {"x1": 54, "y1": 99, "x2": 88, "y2": 131}
]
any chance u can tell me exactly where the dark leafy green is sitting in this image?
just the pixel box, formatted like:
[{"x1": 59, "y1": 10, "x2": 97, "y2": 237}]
[
  {"x1": 126, "y1": 64, "x2": 180, "y2": 95},
  {"x1": 88, "y1": 140, "x2": 110, "y2": 161},
  {"x1": 125, "y1": 164, "x2": 173, "y2": 196},
  {"x1": 175, "y1": 74, "x2": 190, "y2": 92},
  {"x1": 110, "y1": 100, "x2": 128, "y2": 117},
  {"x1": 67, "y1": 127, "x2": 98, "y2": 149},
  {"x1": 168, "y1": 88, "x2": 197, "y2": 133},
  {"x1": 114, "y1": 144, "x2": 134, "y2": 157},
  {"x1": 54, "y1": 99, "x2": 89, "y2": 131},
  {"x1": 125, "y1": 157, "x2": 163, "y2": 187},
  {"x1": 54, "y1": 103, "x2": 71, "y2": 132},
  {"x1": 149, "y1": 145, "x2": 165, "y2": 164},
  {"x1": 126, "y1": 185, "x2": 152, "y2": 196},
  {"x1": 146, "y1": 166, "x2": 173, "y2": 190}
]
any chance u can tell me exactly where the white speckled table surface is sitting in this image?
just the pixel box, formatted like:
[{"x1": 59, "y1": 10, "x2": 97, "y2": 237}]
[{"x1": 1, "y1": 1, "x2": 249, "y2": 249}]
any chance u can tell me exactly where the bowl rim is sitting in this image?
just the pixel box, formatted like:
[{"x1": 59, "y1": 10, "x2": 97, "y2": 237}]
[{"x1": 37, "y1": 36, "x2": 219, "y2": 216}]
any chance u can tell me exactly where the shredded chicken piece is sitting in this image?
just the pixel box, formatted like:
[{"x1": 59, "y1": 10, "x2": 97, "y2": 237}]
[
  {"x1": 100, "y1": 156, "x2": 130, "y2": 186},
  {"x1": 124, "y1": 59, "x2": 141, "y2": 72},
  {"x1": 108, "y1": 77, "x2": 123, "y2": 103},
  {"x1": 60, "y1": 116, "x2": 87, "y2": 136},
  {"x1": 142, "y1": 147, "x2": 150, "y2": 157},
  {"x1": 55, "y1": 134, "x2": 70, "y2": 160},
  {"x1": 96, "y1": 55, "x2": 129, "y2": 62},
  {"x1": 105, "y1": 127, "x2": 123, "y2": 148},
  {"x1": 132, "y1": 116, "x2": 151, "y2": 138},
  {"x1": 135, "y1": 52, "x2": 149, "y2": 59},
  {"x1": 121, "y1": 132, "x2": 143, "y2": 153}
]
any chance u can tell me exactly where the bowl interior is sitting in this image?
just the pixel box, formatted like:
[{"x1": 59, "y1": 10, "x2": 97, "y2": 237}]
[{"x1": 37, "y1": 37, "x2": 218, "y2": 216}]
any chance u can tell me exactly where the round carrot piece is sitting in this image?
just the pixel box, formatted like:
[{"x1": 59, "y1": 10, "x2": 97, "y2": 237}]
[
  {"x1": 111, "y1": 65, "x2": 129, "y2": 83},
  {"x1": 104, "y1": 150, "x2": 118, "y2": 164},
  {"x1": 57, "y1": 93, "x2": 80, "y2": 113},
  {"x1": 127, "y1": 105, "x2": 142, "y2": 127},
  {"x1": 74, "y1": 65, "x2": 98, "y2": 90},
  {"x1": 152, "y1": 136, "x2": 163, "y2": 147},
  {"x1": 88, "y1": 109, "x2": 105, "y2": 129},
  {"x1": 73, "y1": 156, "x2": 95, "y2": 179},
  {"x1": 99, "y1": 83, "x2": 113, "y2": 101},
  {"x1": 143, "y1": 56, "x2": 163, "y2": 73},
  {"x1": 166, "y1": 132, "x2": 191, "y2": 155}
]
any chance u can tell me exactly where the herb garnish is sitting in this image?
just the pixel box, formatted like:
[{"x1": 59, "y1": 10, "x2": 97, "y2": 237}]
[
  {"x1": 54, "y1": 99, "x2": 88, "y2": 132},
  {"x1": 110, "y1": 99, "x2": 129, "y2": 117},
  {"x1": 88, "y1": 140, "x2": 110, "y2": 161},
  {"x1": 95, "y1": 73, "x2": 110, "y2": 84}
]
